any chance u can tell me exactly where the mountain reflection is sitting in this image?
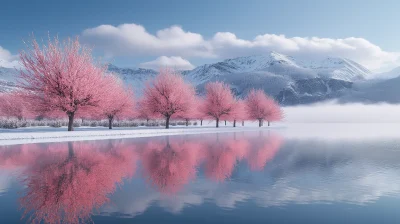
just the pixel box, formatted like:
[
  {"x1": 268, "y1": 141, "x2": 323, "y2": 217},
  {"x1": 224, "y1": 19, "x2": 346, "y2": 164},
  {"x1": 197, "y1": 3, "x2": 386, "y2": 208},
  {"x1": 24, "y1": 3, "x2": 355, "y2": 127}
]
[{"x1": 0, "y1": 132, "x2": 283, "y2": 223}]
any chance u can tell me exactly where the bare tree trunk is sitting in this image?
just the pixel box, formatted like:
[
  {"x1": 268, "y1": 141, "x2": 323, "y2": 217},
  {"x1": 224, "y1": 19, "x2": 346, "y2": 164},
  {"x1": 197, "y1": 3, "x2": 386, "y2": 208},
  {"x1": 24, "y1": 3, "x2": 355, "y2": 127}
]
[
  {"x1": 258, "y1": 119, "x2": 262, "y2": 127},
  {"x1": 216, "y1": 118, "x2": 219, "y2": 128},
  {"x1": 201, "y1": 120, "x2": 203, "y2": 126},
  {"x1": 108, "y1": 116, "x2": 114, "y2": 129},
  {"x1": 242, "y1": 120, "x2": 244, "y2": 126},
  {"x1": 225, "y1": 120, "x2": 227, "y2": 126},
  {"x1": 146, "y1": 118, "x2": 149, "y2": 125},
  {"x1": 268, "y1": 121, "x2": 270, "y2": 126},
  {"x1": 67, "y1": 112, "x2": 75, "y2": 131},
  {"x1": 233, "y1": 120, "x2": 236, "y2": 127},
  {"x1": 166, "y1": 115, "x2": 171, "y2": 129},
  {"x1": 186, "y1": 119, "x2": 189, "y2": 126}
]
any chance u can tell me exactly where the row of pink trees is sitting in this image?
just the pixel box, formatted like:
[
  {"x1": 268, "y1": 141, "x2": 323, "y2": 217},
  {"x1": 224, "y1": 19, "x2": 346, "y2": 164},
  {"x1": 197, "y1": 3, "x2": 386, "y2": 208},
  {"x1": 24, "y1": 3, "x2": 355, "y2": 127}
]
[
  {"x1": 1, "y1": 37, "x2": 283, "y2": 130},
  {"x1": 140, "y1": 75, "x2": 283, "y2": 128}
]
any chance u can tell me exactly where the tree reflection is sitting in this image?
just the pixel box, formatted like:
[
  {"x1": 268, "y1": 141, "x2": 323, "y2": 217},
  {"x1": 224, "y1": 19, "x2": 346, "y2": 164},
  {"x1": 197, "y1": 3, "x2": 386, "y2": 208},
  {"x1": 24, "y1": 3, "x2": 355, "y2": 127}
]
[
  {"x1": 141, "y1": 136, "x2": 202, "y2": 194},
  {"x1": 204, "y1": 133, "x2": 249, "y2": 181},
  {"x1": 0, "y1": 144, "x2": 40, "y2": 170},
  {"x1": 0, "y1": 131, "x2": 283, "y2": 223},
  {"x1": 19, "y1": 141, "x2": 136, "y2": 224},
  {"x1": 246, "y1": 132, "x2": 283, "y2": 171}
]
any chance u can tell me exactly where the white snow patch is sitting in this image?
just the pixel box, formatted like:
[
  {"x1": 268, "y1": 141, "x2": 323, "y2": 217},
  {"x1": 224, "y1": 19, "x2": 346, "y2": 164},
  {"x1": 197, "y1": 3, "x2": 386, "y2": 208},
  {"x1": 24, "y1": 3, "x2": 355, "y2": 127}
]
[{"x1": 0, "y1": 126, "x2": 274, "y2": 146}]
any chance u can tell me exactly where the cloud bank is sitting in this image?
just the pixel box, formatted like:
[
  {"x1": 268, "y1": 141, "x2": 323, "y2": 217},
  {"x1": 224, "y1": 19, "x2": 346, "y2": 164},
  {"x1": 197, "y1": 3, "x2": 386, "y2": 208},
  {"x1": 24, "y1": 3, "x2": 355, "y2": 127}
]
[
  {"x1": 139, "y1": 56, "x2": 195, "y2": 70},
  {"x1": 0, "y1": 46, "x2": 19, "y2": 68},
  {"x1": 81, "y1": 23, "x2": 400, "y2": 71}
]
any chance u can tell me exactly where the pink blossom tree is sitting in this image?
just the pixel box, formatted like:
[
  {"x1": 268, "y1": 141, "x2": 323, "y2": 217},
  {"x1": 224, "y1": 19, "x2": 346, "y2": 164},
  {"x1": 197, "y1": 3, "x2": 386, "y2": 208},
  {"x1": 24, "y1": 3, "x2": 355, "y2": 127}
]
[
  {"x1": 245, "y1": 89, "x2": 283, "y2": 127},
  {"x1": 0, "y1": 92, "x2": 34, "y2": 120},
  {"x1": 194, "y1": 97, "x2": 208, "y2": 126},
  {"x1": 98, "y1": 75, "x2": 135, "y2": 129},
  {"x1": 175, "y1": 96, "x2": 199, "y2": 126},
  {"x1": 135, "y1": 97, "x2": 154, "y2": 126},
  {"x1": 227, "y1": 99, "x2": 246, "y2": 127},
  {"x1": 18, "y1": 37, "x2": 108, "y2": 131},
  {"x1": 142, "y1": 69, "x2": 195, "y2": 129},
  {"x1": 200, "y1": 82, "x2": 235, "y2": 128}
]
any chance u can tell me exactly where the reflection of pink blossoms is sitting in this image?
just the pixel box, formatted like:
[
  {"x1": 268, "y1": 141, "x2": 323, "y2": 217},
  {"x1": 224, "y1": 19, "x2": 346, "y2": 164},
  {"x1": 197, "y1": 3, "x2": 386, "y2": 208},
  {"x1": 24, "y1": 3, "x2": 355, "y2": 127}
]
[
  {"x1": 0, "y1": 144, "x2": 40, "y2": 170},
  {"x1": 141, "y1": 138, "x2": 202, "y2": 194},
  {"x1": 19, "y1": 141, "x2": 136, "y2": 224},
  {"x1": 204, "y1": 136, "x2": 248, "y2": 182},
  {"x1": 247, "y1": 134, "x2": 283, "y2": 171},
  {"x1": 0, "y1": 132, "x2": 284, "y2": 224}
]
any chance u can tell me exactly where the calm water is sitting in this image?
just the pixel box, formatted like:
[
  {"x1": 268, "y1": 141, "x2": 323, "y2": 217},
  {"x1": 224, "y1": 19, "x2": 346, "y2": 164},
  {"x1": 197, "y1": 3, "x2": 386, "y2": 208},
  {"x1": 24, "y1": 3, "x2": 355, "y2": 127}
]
[{"x1": 1, "y1": 129, "x2": 400, "y2": 223}]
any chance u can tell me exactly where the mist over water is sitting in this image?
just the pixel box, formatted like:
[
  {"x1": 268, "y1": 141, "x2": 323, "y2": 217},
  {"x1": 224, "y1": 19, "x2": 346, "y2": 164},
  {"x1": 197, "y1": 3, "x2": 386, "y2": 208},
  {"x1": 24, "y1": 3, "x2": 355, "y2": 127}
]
[{"x1": 283, "y1": 101, "x2": 400, "y2": 123}]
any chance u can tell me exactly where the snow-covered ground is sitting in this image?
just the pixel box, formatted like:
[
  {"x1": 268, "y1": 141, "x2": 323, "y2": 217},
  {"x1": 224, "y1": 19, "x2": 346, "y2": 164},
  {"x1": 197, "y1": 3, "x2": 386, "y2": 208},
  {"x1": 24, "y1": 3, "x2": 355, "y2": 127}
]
[
  {"x1": 0, "y1": 123, "x2": 276, "y2": 145},
  {"x1": 2, "y1": 103, "x2": 400, "y2": 145},
  {"x1": 2, "y1": 122, "x2": 400, "y2": 146}
]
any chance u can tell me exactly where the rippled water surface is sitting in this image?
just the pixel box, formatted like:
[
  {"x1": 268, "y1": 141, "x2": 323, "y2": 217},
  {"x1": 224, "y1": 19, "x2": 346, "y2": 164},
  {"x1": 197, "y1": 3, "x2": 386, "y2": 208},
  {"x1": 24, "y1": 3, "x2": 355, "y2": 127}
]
[{"x1": 1, "y1": 129, "x2": 400, "y2": 223}]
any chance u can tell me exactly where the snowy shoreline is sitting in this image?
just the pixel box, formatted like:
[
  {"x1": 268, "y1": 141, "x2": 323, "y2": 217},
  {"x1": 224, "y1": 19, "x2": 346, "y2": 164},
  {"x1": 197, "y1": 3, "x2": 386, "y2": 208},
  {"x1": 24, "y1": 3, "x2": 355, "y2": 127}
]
[
  {"x1": 0, "y1": 126, "x2": 267, "y2": 146},
  {"x1": 2, "y1": 123, "x2": 400, "y2": 146}
]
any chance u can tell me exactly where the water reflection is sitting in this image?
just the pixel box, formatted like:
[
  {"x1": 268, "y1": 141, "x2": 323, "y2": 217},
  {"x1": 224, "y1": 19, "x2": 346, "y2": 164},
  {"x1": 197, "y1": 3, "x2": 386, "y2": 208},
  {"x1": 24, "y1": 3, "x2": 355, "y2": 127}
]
[
  {"x1": 1, "y1": 141, "x2": 137, "y2": 223},
  {"x1": 141, "y1": 137, "x2": 202, "y2": 193},
  {"x1": 1, "y1": 131, "x2": 400, "y2": 223}
]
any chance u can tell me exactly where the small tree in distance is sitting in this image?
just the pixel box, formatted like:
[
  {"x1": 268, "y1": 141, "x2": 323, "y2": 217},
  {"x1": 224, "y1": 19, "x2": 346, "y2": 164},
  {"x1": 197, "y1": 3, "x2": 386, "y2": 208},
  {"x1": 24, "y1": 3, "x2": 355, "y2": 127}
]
[
  {"x1": 135, "y1": 97, "x2": 154, "y2": 126},
  {"x1": 245, "y1": 89, "x2": 283, "y2": 127},
  {"x1": 18, "y1": 37, "x2": 108, "y2": 131},
  {"x1": 194, "y1": 97, "x2": 207, "y2": 126},
  {"x1": 175, "y1": 101, "x2": 197, "y2": 126},
  {"x1": 0, "y1": 92, "x2": 34, "y2": 120},
  {"x1": 229, "y1": 99, "x2": 246, "y2": 127},
  {"x1": 200, "y1": 82, "x2": 235, "y2": 128},
  {"x1": 142, "y1": 69, "x2": 195, "y2": 129},
  {"x1": 98, "y1": 75, "x2": 135, "y2": 129}
]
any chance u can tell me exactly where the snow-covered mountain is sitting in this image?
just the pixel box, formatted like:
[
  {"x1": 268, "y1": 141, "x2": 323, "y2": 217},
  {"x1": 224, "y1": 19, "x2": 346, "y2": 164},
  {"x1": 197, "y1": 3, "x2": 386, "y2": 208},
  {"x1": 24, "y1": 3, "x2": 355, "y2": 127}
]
[
  {"x1": 107, "y1": 64, "x2": 158, "y2": 96},
  {"x1": 2, "y1": 51, "x2": 395, "y2": 105},
  {"x1": 183, "y1": 52, "x2": 370, "y2": 85},
  {"x1": 181, "y1": 52, "x2": 371, "y2": 104},
  {"x1": 0, "y1": 67, "x2": 18, "y2": 93}
]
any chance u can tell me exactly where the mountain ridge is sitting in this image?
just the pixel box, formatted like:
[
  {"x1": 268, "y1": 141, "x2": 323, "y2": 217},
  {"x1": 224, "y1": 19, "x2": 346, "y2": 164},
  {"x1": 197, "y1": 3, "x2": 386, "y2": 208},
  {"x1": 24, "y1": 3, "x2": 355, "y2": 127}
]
[{"x1": 2, "y1": 52, "x2": 395, "y2": 105}]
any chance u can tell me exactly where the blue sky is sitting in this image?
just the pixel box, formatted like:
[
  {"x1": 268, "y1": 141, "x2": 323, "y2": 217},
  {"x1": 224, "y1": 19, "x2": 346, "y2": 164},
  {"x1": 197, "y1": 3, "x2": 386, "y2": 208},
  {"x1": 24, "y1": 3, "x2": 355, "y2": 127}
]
[{"x1": 1, "y1": 0, "x2": 400, "y2": 71}]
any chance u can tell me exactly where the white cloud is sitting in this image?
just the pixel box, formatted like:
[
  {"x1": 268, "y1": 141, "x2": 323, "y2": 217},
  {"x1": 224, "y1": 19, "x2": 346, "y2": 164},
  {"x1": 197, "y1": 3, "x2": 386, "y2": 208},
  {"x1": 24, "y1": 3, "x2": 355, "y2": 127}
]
[
  {"x1": 211, "y1": 34, "x2": 400, "y2": 71},
  {"x1": 81, "y1": 24, "x2": 213, "y2": 58},
  {"x1": 81, "y1": 23, "x2": 400, "y2": 71},
  {"x1": 0, "y1": 46, "x2": 19, "y2": 68},
  {"x1": 139, "y1": 56, "x2": 195, "y2": 70}
]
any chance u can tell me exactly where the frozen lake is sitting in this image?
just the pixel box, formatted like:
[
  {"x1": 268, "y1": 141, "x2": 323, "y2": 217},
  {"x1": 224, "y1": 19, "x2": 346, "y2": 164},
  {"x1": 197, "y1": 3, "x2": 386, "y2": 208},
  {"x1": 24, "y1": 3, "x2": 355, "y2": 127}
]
[{"x1": 1, "y1": 126, "x2": 400, "y2": 223}]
